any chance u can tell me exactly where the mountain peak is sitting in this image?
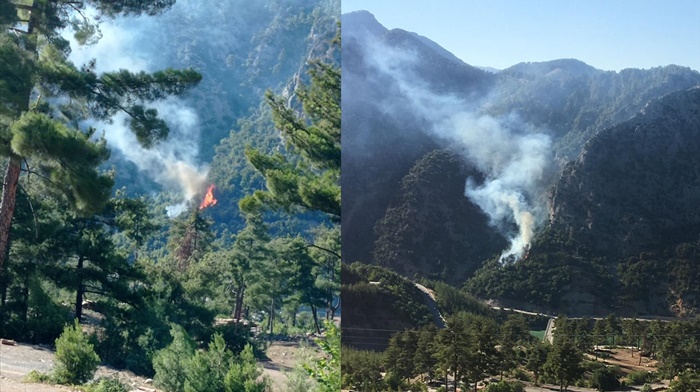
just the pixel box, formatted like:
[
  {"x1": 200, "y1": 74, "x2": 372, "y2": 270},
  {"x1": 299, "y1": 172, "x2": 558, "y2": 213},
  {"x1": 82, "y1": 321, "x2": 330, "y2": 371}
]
[
  {"x1": 341, "y1": 10, "x2": 388, "y2": 39},
  {"x1": 505, "y1": 58, "x2": 597, "y2": 77}
]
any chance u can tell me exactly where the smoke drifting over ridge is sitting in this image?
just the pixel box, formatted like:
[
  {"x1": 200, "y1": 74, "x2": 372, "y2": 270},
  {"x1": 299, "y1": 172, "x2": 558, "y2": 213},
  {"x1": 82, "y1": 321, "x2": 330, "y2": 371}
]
[
  {"x1": 358, "y1": 33, "x2": 553, "y2": 261},
  {"x1": 66, "y1": 12, "x2": 208, "y2": 216}
]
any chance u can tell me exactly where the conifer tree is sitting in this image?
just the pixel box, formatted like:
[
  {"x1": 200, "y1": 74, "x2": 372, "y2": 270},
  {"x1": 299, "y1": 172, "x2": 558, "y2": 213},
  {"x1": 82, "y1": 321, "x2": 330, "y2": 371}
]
[
  {"x1": 0, "y1": 1, "x2": 201, "y2": 272},
  {"x1": 241, "y1": 33, "x2": 340, "y2": 219}
]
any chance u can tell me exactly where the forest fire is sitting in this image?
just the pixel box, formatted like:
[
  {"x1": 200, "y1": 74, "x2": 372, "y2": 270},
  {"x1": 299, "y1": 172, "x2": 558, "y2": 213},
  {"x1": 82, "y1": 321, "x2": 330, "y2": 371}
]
[{"x1": 199, "y1": 184, "x2": 218, "y2": 210}]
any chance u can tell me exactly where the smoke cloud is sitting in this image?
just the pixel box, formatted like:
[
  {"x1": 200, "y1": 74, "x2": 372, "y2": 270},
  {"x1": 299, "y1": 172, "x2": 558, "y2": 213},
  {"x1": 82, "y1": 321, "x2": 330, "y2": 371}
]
[
  {"x1": 65, "y1": 10, "x2": 208, "y2": 216},
  {"x1": 445, "y1": 113, "x2": 551, "y2": 261},
  {"x1": 358, "y1": 33, "x2": 553, "y2": 261}
]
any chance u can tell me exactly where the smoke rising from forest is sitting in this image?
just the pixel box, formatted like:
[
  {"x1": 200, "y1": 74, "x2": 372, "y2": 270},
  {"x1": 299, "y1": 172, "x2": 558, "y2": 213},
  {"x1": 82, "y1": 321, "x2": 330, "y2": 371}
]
[
  {"x1": 66, "y1": 12, "x2": 207, "y2": 216},
  {"x1": 361, "y1": 37, "x2": 553, "y2": 261}
]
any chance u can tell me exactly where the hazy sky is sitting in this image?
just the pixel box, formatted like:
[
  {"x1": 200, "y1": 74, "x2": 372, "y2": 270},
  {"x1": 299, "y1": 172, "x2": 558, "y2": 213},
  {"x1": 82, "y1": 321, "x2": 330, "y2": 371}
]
[{"x1": 342, "y1": 0, "x2": 700, "y2": 72}]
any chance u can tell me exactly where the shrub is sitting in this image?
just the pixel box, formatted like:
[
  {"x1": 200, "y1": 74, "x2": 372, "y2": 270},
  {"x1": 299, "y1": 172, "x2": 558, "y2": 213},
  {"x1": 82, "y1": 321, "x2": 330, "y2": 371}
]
[
  {"x1": 669, "y1": 370, "x2": 700, "y2": 392},
  {"x1": 590, "y1": 366, "x2": 621, "y2": 391},
  {"x1": 25, "y1": 370, "x2": 53, "y2": 383},
  {"x1": 223, "y1": 344, "x2": 269, "y2": 392},
  {"x1": 285, "y1": 365, "x2": 316, "y2": 392},
  {"x1": 84, "y1": 377, "x2": 130, "y2": 392},
  {"x1": 484, "y1": 380, "x2": 525, "y2": 392},
  {"x1": 640, "y1": 384, "x2": 653, "y2": 392},
  {"x1": 153, "y1": 324, "x2": 196, "y2": 392},
  {"x1": 184, "y1": 334, "x2": 232, "y2": 392},
  {"x1": 513, "y1": 368, "x2": 532, "y2": 382},
  {"x1": 627, "y1": 370, "x2": 656, "y2": 385},
  {"x1": 54, "y1": 320, "x2": 101, "y2": 385}
]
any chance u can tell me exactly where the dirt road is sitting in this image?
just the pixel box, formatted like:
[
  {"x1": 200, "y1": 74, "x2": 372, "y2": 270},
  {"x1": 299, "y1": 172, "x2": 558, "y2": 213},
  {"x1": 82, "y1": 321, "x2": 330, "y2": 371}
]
[
  {"x1": 414, "y1": 283, "x2": 446, "y2": 328},
  {"x1": 0, "y1": 339, "x2": 313, "y2": 392},
  {"x1": 0, "y1": 343, "x2": 72, "y2": 392}
]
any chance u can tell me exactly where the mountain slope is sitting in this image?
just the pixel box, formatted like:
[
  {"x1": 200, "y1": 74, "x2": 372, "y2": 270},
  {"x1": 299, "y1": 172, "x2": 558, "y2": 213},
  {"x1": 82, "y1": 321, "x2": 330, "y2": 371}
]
[
  {"x1": 372, "y1": 150, "x2": 506, "y2": 284},
  {"x1": 549, "y1": 86, "x2": 700, "y2": 257},
  {"x1": 342, "y1": 10, "x2": 700, "y2": 316},
  {"x1": 470, "y1": 87, "x2": 700, "y2": 315}
]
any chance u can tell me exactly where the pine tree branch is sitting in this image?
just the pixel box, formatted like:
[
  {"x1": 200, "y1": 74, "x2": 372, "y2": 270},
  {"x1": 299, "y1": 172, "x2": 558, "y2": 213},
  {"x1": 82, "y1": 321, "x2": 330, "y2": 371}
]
[
  {"x1": 20, "y1": 168, "x2": 57, "y2": 186},
  {"x1": 9, "y1": 27, "x2": 29, "y2": 35},
  {"x1": 306, "y1": 243, "x2": 340, "y2": 259},
  {"x1": 66, "y1": 2, "x2": 90, "y2": 23}
]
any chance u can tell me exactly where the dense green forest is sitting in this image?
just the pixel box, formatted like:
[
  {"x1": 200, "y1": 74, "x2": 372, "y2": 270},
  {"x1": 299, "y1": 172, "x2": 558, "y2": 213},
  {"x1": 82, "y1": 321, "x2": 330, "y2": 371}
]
[
  {"x1": 0, "y1": 1, "x2": 339, "y2": 391},
  {"x1": 343, "y1": 284, "x2": 700, "y2": 392}
]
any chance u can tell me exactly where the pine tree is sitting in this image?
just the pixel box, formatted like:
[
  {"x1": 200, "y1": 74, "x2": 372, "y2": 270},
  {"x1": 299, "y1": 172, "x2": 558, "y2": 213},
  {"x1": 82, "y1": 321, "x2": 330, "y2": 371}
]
[
  {"x1": 166, "y1": 210, "x2": 213, "y2": 271},
  {"x1": 543, "y1": 340, "x2": 583, "y2": 392},
  {"x1": 309, "y1": 225, "x2": 340, "y2": 321},
  {"x1": 0, "y1": 1, "x2": 201, "y2": 272},
  {"x1": 241, "y1": 33, "x2": 340, "y2": 219},
  {"x1": 525, "y1": 342, "x2": 550, "y2": 385}
]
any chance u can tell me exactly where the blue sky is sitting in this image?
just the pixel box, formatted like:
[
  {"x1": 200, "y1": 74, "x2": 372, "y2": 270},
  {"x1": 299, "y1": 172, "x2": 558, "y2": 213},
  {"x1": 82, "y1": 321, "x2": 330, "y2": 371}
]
[{"x1": 342, "y1": 0, "x2": 700, "y2": 72}]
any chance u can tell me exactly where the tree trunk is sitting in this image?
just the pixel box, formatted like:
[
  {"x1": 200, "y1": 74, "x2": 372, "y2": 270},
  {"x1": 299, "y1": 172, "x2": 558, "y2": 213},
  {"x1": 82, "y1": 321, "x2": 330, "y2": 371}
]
[
  {"x1": 75, "y1": 256, "x2": 84, "y2": 322},
  {"x1": 233, "y1": 284, "x2": 245, "y2": 321},
  {"x1": 268, "y1": 297, "x2": 275, "y2": 334},
  {"x1": 0, "y1": 156, "x2": 22, "y2": 273},
  {"x1": 0, "y1": 268, "x2": 8, "y2": 306},
  {"x1": 310, "y1": 303, "x2": 321, "y2": 334},
  {"x1": 20, "y1": 275, "x2": 28, "y2": 325}
]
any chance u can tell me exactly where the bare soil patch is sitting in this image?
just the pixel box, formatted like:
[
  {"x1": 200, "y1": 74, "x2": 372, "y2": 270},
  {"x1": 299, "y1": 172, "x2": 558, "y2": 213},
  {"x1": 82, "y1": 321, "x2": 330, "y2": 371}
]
[
  {"x1": 260, "y1": 340, "x2": 320, "y2": 391},
  {"x1": 1, "y1": 338, "x2": 316, "y2": 392},
  {"x1": 586, "y1": 347, "x2": 658, "y2": 374}
]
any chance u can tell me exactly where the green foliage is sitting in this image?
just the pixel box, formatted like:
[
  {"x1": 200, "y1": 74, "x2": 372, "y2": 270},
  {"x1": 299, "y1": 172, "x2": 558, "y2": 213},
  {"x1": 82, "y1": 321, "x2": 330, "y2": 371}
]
[
  {"x1": 304, "y1": 321, "x2": 340, "y2": 392},
  {"x1": 484, "y1": 380, "x2": 525, "y2": 392},
  {"x1": 543, "y1": 340, "x2": 583, "y2": 392},
  {"x1": 223, "y1": 344, "x2": 268, "y2": 392},
  {"x1": 373, "y1": 150, "x2": 507, "y2": 284},
  {"x1": 286, "y1": 364, "x2": 317, "y2": 392},
  {"x1": 9, "y1": 111, "x2": 113, "y2": 215},
  {"x1": 54, "y1": 320, "x2": 101, "y2": 385},
  {"x1": 525, "y1": 342, "x2": 550, "y2": 385},
  {"x1": 669, "y1": 370, "x2": 700, "y2": 392},
  {"x1": 0, "y1": 33, "x2": 35, "y2": 118},
  {"x1": 627, "y1": 370, "x2": 656, "y2": 386},
  {"x1": 184, "y1": 334, "x2": 232, "y2": 392},
  {"x1": 341, "y1": 263, "x2": 432, "y2": 350},
  {"x1": 25, "y1": 277, "x2": 71, "y2": 344},
  {"x1": 154, "y1": 330, "x2": 266, "y2": 392},
  {"x1": 513, "y1": 368, "x2": 531, "y2": 382},
  {"x1": 83, "y1": 377, "x2": 130, "y2": 392},
  {"x1": 341, "y1": 347, "x2": 385, "y2": 392},
  {"x1": 242, "y1": 35, "x2": 340, "y2": 219},
  {"x1": 25, "y1": 370, "x2": 53, "y2": 383},
  {"x1": 590, "y1": 366, "x2": 621, "y2": 391},
  {"x1": 413, "y1": 324, "x2": 438, "y2": 381},
  {"x1": 384, "y1": 330, "x2": 418, "y2": 382},
  {"x1": 640, "y1": 384, "x2": 653, "y2": 392},
  {"x1": 433, "y1": 312, "x2": 500, "y2": 391},
  {"x1": 427, "y1": 279, "x2": 495, "y2": 317},
  {"x1": 153, "y1": 325, "x2": 196, "y2": 392}
]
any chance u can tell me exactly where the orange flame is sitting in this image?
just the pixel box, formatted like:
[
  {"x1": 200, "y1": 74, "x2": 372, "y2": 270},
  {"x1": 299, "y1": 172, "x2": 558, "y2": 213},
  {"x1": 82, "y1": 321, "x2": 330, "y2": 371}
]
[{"x1": 199, "y1": 184, "x2": 217, "y2": 210}]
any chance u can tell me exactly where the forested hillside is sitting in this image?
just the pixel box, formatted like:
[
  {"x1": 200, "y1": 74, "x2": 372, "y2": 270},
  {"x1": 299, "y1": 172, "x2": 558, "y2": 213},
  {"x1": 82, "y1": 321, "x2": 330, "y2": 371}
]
[
  {"x1": 0, "y1": 1, "x2": 339, "y2": 390},
  {"x1": 342, "y1": 10, "x2": 700, "y2": 317}
]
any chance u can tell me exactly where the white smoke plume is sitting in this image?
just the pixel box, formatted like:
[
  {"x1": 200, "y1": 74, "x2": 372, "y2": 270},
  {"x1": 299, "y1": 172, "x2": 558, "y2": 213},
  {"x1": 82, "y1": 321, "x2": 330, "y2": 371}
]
[
  {"x1": 359, "y1": 34, "x2": 553, "y2": 261},
  {"x1": 65, "y1": 11, "x2": 208, "y2": 217},
  {"x1": 451, "y1": 113, "x2": 551, "y2": 261}
]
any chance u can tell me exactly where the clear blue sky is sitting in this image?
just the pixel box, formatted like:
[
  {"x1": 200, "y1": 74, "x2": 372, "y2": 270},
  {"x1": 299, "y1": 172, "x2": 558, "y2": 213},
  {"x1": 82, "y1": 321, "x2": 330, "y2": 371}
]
[{"x1": 342, "y1": 0, "x2": 700, "y2": 72}]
